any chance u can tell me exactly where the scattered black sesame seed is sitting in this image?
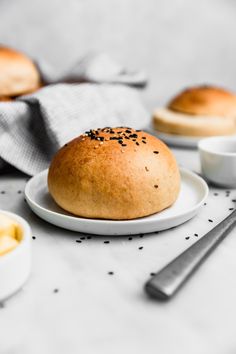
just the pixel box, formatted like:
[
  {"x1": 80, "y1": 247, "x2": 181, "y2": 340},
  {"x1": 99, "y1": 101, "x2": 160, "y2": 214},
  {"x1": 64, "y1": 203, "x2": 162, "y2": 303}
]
[
  {"x1": 104, "y1": 241, "x2": 110, "y2": 244},
  {"x1": 1, "y1": 191, "x2": 5, "y2": 194},
  {"x1": 229, "y1": 208, "x2": 234, "y2": 211},
  {"x1": 185, "y1": 236, "x2": 190, "y2": 240},
  {"x1": 139, "y1": 246, "x2": 143, "y2": 250},
  {"x1": 194, "y1": 233, "x2": 198, "y2": 237},
  {"x1": 204, "y1": 203, "x2": 207, "y2": 206},
  {"x1": 108, "y1": 271, "x2": 114, "y2": 275},
  {"x1": 128, "y1": 237, "x2": 132, "y2": 240},
  {"x1": 64, "y1": 144, "x2": 68, "y2": 147},
  {"x1": 153, "y1": 151, "x2": 159, "y2": 154},
  {"x1": 145, "y1": 166, "x2": 149, "y2": 172},
  {"x1": 17, "y1": 190, "x2": 22, "y2": 194},
  {"x1": 32, "y1": 236, "x2": 36, "y2": 240},
  {"x1": 213, "y1": 193, "x2": 218, "y2": 196},
  {"x1": 76, "y1": 240, "x2": 82, "y2": 243},
  {"x1": 87, "y1": 236, "x2": 92, "y2": 239},
  {"x1": 150, "y1": 273, "x2": 156, "y2": 276},
  {"x1": 80, "y1": 237, "x2": 85, "y2": 240},
  {"x1": 208, "y1": 219, "x2": 213, "y2": 222},
  {"x1": 53, "y1": 289, "x2": 59, "y2": 293},
  {"x1": 154, "y1": 185, "x2": 158, "y2": 188},
  {"x1": 82, "y1": 127, "x2": 146, "y2": 149}
]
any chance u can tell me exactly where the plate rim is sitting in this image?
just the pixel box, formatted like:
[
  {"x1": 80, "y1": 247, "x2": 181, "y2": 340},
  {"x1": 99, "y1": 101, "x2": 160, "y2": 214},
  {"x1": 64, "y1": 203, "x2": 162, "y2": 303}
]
[
  {"x1": 146, "y1": 127, "x2": 204, "y2": 148},
  {"x1": 25, "y1": 168, "x2": 209, "y2": 226}
]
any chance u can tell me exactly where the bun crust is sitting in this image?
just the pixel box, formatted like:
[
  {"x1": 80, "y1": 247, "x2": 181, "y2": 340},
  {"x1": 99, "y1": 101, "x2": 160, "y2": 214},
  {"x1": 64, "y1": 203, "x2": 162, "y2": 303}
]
[
  {"x1": 48, "y1": 128, "x2": 180, "y2": 220},
  {"x1": 0, "y1": 96, "x2": 12, "y2": 102},
  {"x1": 168, "y1": 85, "x2": 236, "y2": 117},
  {"x1": 153, "y1": 108, "x2": 236, "y2": 137},
  {"x1": 0, "y1": 46, "x2": 41, "y2": 97}
]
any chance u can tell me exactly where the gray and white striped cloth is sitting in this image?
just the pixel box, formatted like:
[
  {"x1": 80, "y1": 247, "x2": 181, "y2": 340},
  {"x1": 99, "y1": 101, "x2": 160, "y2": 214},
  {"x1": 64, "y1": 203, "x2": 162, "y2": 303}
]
[{"x1": 0, "y1": 52, "x2": 149, "y2": 175}]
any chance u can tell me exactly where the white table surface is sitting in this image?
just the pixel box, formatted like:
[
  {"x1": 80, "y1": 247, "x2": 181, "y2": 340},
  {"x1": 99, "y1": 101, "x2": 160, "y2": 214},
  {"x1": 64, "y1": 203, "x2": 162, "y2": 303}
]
[{"x1": 1, "y1": 147, "x2": 236, "y2": 354}]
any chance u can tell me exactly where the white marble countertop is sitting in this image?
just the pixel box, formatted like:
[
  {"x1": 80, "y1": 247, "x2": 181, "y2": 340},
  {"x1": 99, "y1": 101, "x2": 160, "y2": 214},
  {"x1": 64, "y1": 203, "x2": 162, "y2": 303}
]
[{"x1": 1, "y1": 147, "x2": 236, "y2": 354}]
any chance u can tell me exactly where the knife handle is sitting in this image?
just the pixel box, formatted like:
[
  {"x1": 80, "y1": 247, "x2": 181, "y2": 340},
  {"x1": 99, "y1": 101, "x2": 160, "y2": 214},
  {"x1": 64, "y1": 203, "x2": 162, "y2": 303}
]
[{"x1": 145, "y1": 210, "x2": 236, "y2": 300}]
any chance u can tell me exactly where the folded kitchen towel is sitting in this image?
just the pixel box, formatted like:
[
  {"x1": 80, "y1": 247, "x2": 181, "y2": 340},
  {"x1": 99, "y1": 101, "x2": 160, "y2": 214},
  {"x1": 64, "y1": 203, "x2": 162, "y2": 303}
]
[{"x1": 0, "y1": 52, "x2": 149, "y2": 176}]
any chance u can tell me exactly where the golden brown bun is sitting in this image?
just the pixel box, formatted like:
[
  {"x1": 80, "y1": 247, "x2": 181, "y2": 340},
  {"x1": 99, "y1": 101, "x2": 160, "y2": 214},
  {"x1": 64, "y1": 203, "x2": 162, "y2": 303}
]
[
  {"x1": 48, "y1": 128, "x2": 180, "y2": 220},
  {"x1": 168, "y1": 85, "x2": 236, "y2": 117},
  {"x1": 153, "y1": 85, "x2": 236, "y2": 137},
  {"x1": 153, "y1": 108, "x2": 236, "y2": 137},
  {"x1": 0, "y1": 46, "x2": 41, "y2": 97}
]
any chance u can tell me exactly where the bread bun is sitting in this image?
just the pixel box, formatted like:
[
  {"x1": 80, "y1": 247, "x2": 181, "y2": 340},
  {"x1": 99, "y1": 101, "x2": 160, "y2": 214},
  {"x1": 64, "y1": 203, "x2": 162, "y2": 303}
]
[
  {"x1": 153, "y1": 108, "x2": 236, "y2": 136},
  {"x1": 0, "y1": 46, "x2": 41, "y2": 97},
  {"x1": 153, "y1": 85, "x2": 236, "y2": 137},
  {"x1": 48, "y1": 127, "x2": 180, "y2": 220},
  {"x1": 168, "y1": 85, "x2": 236, "y2": 117}
]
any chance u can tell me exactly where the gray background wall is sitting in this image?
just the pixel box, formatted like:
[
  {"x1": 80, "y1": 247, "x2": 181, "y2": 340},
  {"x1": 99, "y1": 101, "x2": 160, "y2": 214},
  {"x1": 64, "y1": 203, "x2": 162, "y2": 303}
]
[{"x1": 1, "y1": 0, "x2": 236, "y2": 109}]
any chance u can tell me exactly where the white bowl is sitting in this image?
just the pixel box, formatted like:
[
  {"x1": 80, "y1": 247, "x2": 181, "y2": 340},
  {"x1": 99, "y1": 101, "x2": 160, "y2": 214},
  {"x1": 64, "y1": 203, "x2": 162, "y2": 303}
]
[
  {"x1": 0, "y1": 210, "x2": 31, "y2": 301},
  {"x1": 198, "y1": 136, "x2": 236, "y2": 187}
]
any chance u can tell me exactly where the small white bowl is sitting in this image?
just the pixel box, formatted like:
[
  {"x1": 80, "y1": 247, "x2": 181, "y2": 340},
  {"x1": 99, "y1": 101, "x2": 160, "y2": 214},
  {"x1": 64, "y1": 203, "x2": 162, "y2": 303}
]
[
  {"x1": 0, "y1": 210, "x2": 31, "y2": 301},
  {"x1": 198, "y1": 136, "x2": 236, "y2": 187}
]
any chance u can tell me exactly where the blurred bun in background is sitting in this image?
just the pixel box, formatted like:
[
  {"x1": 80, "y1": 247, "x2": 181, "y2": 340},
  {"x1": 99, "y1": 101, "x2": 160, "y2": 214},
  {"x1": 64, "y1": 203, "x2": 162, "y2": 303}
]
[
  {"x1": 0, "y1": 46, "x2": 41, "y2": 99},
  {"x1": 153, "y1": 85, "x2": 236, "y2": 137}
]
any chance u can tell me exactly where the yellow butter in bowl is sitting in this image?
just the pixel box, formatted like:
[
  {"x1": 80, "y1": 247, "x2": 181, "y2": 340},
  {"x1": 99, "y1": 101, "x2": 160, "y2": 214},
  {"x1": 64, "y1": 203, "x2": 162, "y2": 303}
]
[
  {"x1": 0, "y1": 214, "x2": 21, "y2": 256},
  {"x1": 0, "y1": 211, "x2": 31, "y2": 302}
]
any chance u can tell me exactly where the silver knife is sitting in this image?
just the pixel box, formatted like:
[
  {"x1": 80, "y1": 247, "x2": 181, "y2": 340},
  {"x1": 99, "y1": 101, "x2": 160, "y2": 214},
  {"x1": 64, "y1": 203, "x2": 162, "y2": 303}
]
[{"x1": 145, "y1": 209, "x2": 236, "y2": 300}]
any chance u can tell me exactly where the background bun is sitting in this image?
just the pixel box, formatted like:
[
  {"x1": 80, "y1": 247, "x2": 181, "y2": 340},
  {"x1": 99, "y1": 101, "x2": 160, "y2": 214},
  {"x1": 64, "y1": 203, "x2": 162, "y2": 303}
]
[
  {"x1": 153, "y1": 85, "x2": 236, "y2": 137},
  {"x1": 48, "y1": 128, "x2": 180, "y2": 220},
  {"x1": 0, "y1": 46, "x2": 41, "y2": 97},
  {"x1": 168, "y1": 85, "x2": 236, "y2": 117},
  {"x1": 153, "y1": 108, "x2": 236, "y2": 136}
]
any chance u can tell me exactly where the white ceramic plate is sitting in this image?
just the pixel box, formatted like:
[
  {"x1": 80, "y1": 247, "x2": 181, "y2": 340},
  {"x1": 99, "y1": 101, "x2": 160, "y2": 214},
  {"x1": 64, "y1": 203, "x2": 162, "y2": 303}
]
[
  {"x1": 25, "y1": 168, "x2": 208, "y2": 236},
  {"x1": 149, "y1": 129, "x2": 201, "y2": 148}
]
